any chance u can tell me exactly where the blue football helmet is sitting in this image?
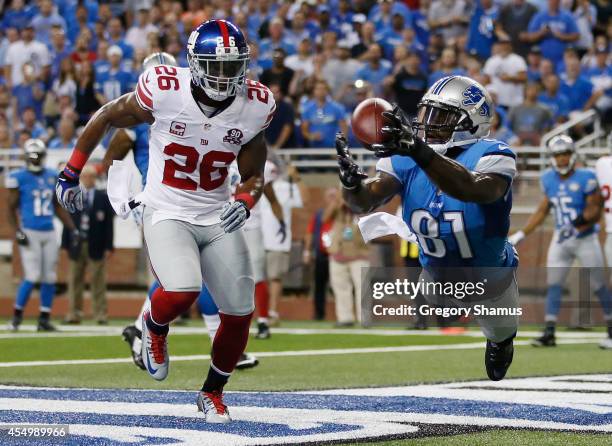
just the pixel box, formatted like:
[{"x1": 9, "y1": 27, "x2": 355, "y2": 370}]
[{"x1": 187, "y1": 20, "x2": 250, "y2": 101}]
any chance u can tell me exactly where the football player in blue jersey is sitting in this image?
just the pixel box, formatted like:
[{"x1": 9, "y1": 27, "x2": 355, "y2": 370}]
[
  {"x1": 6, "y1": 139, "x2": 78, "y2": 331},
  {"x1": 509, "y1": 136, "x2": 612, "y2": 349},
  {"x1": 336, "y1": 76, "x2": 519, "y2": 381},
  {"x1": 102, "y1": 52, "x2": 258, "y2": 370}
]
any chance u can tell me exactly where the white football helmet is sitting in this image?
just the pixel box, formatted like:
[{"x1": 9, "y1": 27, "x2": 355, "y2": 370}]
[
  {"x1": 414, "y1": 76, "x2": 493, "y2": 153},
  {"x1": 548, "y1": 135, "x2": 576, "y2": 175},
  {"x1": 23, "y1": 138, "x2": 47, "y2": 173}
]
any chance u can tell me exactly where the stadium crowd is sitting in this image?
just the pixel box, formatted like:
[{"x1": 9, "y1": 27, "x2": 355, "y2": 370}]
[{"x1": 0, "y1": 0, "x2": 610, "y2": 154}]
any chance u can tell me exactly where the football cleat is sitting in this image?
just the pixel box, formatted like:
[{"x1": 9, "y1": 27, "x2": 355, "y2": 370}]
[
  {"x1": 598, "y1": 337, "x2": 612, "y2": 350},
  {"x1": 141, "y1": 312, "x2": 169, "y2": 381},
  {"x1": 255, "y1": 322, "x2": 270, "y2": 339},
  {"x1": 37, "y1": 319, "x2": 56, "y2": 332},
  {"x1": 7, "y1": 315, "x2": 22, "y2": 332},
  {"x1": 197, "y1": 390, "x2": 231, "y2": 423},
  {"x1": 235, "y1": 352, "x2": 259, "y2": 370},
  {"x1": 485, "y1": 333, "x2": 515, "y2": 381},
  {"x1": 122, "y1": 325, "x2": 145, "y2": 370},
  {"x1": 531, "y1": 333, "x2": 556, "y2": 347}
]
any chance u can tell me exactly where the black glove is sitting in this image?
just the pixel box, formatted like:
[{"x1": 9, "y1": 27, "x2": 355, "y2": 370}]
[
  {"x1": 277, "y1": 220, "x2": 287, "y2": 243},
  {"x1": 335, "y1": 132, "x2": 368, "y2": 190},
  {"x1": 371, "y1": 104, "x2": 435, "y2": 168},
  {"x1": 15, "y1": 229, "x2": 28, "y2": 246}
]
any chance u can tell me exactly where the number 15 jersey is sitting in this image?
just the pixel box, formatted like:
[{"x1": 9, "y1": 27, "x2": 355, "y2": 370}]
[{"x1": 134, "y1": 65, "x2": 276, "y2": 225}]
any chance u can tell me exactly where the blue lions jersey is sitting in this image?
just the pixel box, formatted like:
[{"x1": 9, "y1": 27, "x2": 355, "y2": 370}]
[
  {"x1": 380, "y1": 139, "x2": 517, "y2": 269},
  {"x1": 129, "y1": 124, "x2": 150, "y2": 185},
  {"x1": 540, "y1": 168, "x2": 598, "y2": 236},
  {"x1": 5, "y1": 168, "x2": 57, "y2": 231}
]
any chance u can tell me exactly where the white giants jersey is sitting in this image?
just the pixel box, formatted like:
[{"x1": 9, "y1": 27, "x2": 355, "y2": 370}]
[
  {"x1": 228, "y1": 160, "x2": 278, "y2": 230},
  {"x1": 134, "y1": 66, "x2": 276, "y2": 225},
  {"x1": 595, "y1": 156, "x2": 612, "y2": 232}
]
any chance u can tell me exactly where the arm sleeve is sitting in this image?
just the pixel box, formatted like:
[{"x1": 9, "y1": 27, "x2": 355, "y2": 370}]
[
  {"x1": 474, "y1": 154, "x2": 517, "y2": 180},
  {"x1": 376, "y1": 157, "x2": 401, "y2": 182}
]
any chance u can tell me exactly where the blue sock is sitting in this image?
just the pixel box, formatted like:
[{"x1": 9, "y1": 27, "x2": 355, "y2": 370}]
[
  {"x1": 40, "y1": 283, "x2": 55, "y2": 312},
  {"x1": 545, "y1": 285, "x2": 563, "y2": 318},
  {"x1": 595, "y1": 286, "x2": 612, "y2": 317},
  {"x1": 148, "y1": 281, "x2": 160, "y2": 300},
  {"x1": 15, "y1": 280, "x2": 35, "y2": 310},
  {"x1": 198, "y1": 286, "x2": 219, "y2": 316}
]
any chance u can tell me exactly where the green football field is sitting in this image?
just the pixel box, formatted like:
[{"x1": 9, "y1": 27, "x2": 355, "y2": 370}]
[{"x1": 0, "y1": 319, "x2": 610, "y2": 445}]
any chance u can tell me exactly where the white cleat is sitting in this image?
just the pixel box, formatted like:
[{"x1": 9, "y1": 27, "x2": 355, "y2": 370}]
[
  {"x1": 141, "y1": 312, "x2": 169, "y2": 381},
  {"x1": 599, "y1": 337, "x2": 612, "y2": 350},
  {"x1": 197, "y1": 391, "x2": 232, "y2": 423}
]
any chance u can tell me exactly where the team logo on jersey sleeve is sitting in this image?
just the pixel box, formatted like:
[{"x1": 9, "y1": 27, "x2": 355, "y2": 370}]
[
  {"x1": 169, "y1": 121, "x2": 186, "y2": 136},
  {"x1": 224, "y1": 128, "x2": 244, "y2": 145}
]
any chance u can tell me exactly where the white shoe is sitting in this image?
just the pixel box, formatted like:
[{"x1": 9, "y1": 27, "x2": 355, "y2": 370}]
[
  {"x1": 196, "y1": 391, "x2": 232, "y2": 423},
  {"x1": 141, "y1": 312, "x2": 169, "y2": 381},
  {"x1": 599, "y1": 337, "x2": 612, "y2": 349}
]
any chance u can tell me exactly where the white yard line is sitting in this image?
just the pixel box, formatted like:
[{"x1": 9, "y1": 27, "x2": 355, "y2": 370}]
[{"x1": 0, "y1": 339, "x2": 600, "y2": 368}]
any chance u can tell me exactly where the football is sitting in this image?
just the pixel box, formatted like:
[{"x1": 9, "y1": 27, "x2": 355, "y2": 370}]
[{"x1": 351, "y1": 97, "x2": 394, "y2": 146}]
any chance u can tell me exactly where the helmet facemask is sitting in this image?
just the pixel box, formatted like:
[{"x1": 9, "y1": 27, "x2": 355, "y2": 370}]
[
  {"x1": 412, "y1": 101, "x2": 475, "y2": 151},
  {"x1": 24, "y1": 139, "x2": 46, "y2": 173},
  {"x1": 188, "y1": 51, "x2": 249, "y2": 102},
  {"x1": 551, "y1": 150, "x2": 576, "y2": 175}
]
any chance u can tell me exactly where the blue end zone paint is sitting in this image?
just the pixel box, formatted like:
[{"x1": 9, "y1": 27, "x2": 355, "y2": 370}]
[{"x1": 0, "y1": 387, "x2": 609, "y2": 427}]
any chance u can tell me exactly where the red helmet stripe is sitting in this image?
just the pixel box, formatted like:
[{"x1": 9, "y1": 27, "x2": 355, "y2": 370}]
[{"x1": 217, "y1": 20, "x2": 230, "y2": 47}]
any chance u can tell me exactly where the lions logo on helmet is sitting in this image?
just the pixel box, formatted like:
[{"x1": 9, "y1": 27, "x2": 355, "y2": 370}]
[
  {"x1": 23, "y1": 139, "x2": 47, "y2": 173},
  {"x1": 186, "y1": 20, "x2": 250, "y2": 102},
  {"x1": 548, "y1": 135, "x2": 577, "y2": 176},
  {"x1": 413, "y1": 76, "x2": 493, "y2": 153}
]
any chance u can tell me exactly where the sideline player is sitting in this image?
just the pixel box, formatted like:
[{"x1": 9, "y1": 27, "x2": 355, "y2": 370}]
[
  {"x1": 336, "y1": 76, "x2": 519, "y2": 381},
  {"x1": 6, "y1": 139, "x2": 77, "y2": 331},
  {"x1": 595, "y1": 151, "x2": 612, "y2": 278},
  {"x1": 56, "y1": 20, "x2": 275, "y2": 422},
  {"x1": 509, "y1": 136, "x2": 612, "y2": 349},
  {"x1": 103, "y1": 52, "x2": 258, "y2": 371}
]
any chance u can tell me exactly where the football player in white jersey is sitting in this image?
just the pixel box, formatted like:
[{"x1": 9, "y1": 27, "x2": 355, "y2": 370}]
[
  {"x1": 56, "y1": 20, "x2": 276, "y2": 423},
  {"x1": 595, "y1": 153, "x2": 612, "y2": 272}
]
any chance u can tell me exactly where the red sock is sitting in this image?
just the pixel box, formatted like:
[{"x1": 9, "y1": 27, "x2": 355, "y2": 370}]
[
  {"x1": 211, "y1": 312, "x2": 253, "y2": 373},
  {"x1": 255, "y1": 281, "x2": 269, "y2": 319},
  {"x1": 150, "y1": 287, "x2": 199, "y2": 325}
]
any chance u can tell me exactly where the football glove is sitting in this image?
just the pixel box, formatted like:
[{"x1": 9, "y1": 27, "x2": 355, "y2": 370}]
[
  {"x1": 56, "y1": 171, "x2": 83, "y2": 213},
  {"x1": 371, "y1": 104, "x2": 435, "y2": 168},
  {"x1": 335, "y1": 132, "x2": 368, "y2": 190},
  {"x1": 277, "y1": 220, "x2": 287, "y2": 243},
  {"x1": 15, "y1": 229, "x2": 28, "y2": 246},
  {"x1": 507, "y1": 231, "x2": 525, "y2": 246},
  {"x1": 220, "y1": 201, "x2": 250, "y2": 233}
]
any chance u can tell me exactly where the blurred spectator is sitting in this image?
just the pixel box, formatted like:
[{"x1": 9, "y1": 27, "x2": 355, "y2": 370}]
[
  {"x1": 497, "y1": 0, "x2": 538, "y2": 58},
  {"x1": 2, "y1": 0, "x2": 35, "y2": 31},
  {"x1": 326, "y1": 193, "x2": 370, "y2": 327},
  {"x1": 428, "y1": 0, "x2": 468, "y2": 44},
  {"x1": 260, "y1": 48, "x2": 295, "y2": 97},
  {"x1": 464, "y1": 54, "x2": 488, "y2": 86},
  {"x1": 304, "y1": 187, "x2": 337, "y2": 320},
  {"x1": 315, "y1": 5, "x2": 342, "y2": 40},
  {"x1": 12, "y1": 63, "x2": 45, "y2": 120},
  {"x1": 75, "y1": 62, "x2": 104, "y2": 126},
  {"x1": 379, "y1": 12, "x2": 407, "y2": 60},
  {"x1": 538, "y1": 73, "x2": 570, "y2": 123},
  {"x1": 559, "y1": 48, "x2": 595, "y2": 112},
  {"x1": 524, "y1": 0, "x2": 579, "y2": 68},
  {"x1": 369, "y1": 0, "x2": 412, "y2": 37},
  {"x1": 15, "y1": 108, "x2": 48, "y2": 142},
  {"x1": 301, "y1": 80, "x2": 348, "y2": 148},
  {"x1": 526, "y1": 46, "x2": 543, "y2": 82},
  {"x1": 0, "y1": 121, "x2": 13, "y2": 149},
  {"x1": 62, "y1": 166, "x2": 114, "y2": 325},
  {"x1": 427, "y1": 47, "x2": 465, "y2": 87},
  {"x1": 4, "y1": 25, "x2": 50, "y2": 87},
  {"x1": 322, "y1": 41, "x2": 362, "y2": 96},
  {"x1": 265, "y1": 83, "x2": 295, "y2": 149},
  {"x1": 354, "y1": 43, "x2": 391, "y2": 96},
  {"x1": 66, "y1": 4, "x2": 94, "y2": 45},
  {"x1": 466, "y1": 0, "x2": 499, "y2": 61},
  {"x1": 383, "y1": 49, "x2": 427, "y2": 118},
  {"x1": 572, "y1": 0, "x2": 597, "y2": 54},
  {"x1": 583, "y1": 45, "x2": 611, "y2": 115},
  {"x1": 539, "y1": 57, "x2": 555, "y2": 81},
  {"x1": 95, "y1": 46, "x2": 132, "y2": 103},
  {"x1": 48, "y1": 119, "x2": 77, "y2": 150},
  {"x1": 52, "y1": 58, "x2": 77, "y2": 107},
  {"x1": 48, "y1": 26, "x2": 72, "y2": 81},
  {"x1": 125, "y1": 8, "x2": 159, "y2": 52},
  {"x1": 489, "y1": 111, "x2": 519, "y2": 146},
  {"x1": 182, "y1": 0, "x2": 208, "y2": 31},
  {"x1": 107, "y1": 18, "x2": 134, "y2": 61},
  {"x1": 284, "y1": 37, "x2": 314, "y2": 79},
  {"x1": 15, "y1": 129, "x2": 32, "y2": 149},
  {"x1": 94, "y1": 40, "x2": 111, "y2": 77},
  {"x1": 483, "y1": 39, "x2": 527, "y2": 109},
  {"x1": 508, "y1": 82, "x2": 552, "y2": 145},
  {"x1": 351, "y1": 20, "x2": 376, "y2": 59},
  {"x1": 71, "y1": 33, "x2": 97, "y2": 69},
  {"x1": 259, "y1": 17, "x2": 297, "y2": 70},
  {"x1": 287, "y1": 11, "x2": 312, "y2": 47},
  {"x1": 31, "y1": 0, "x2": 67, "y2": 45}
]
